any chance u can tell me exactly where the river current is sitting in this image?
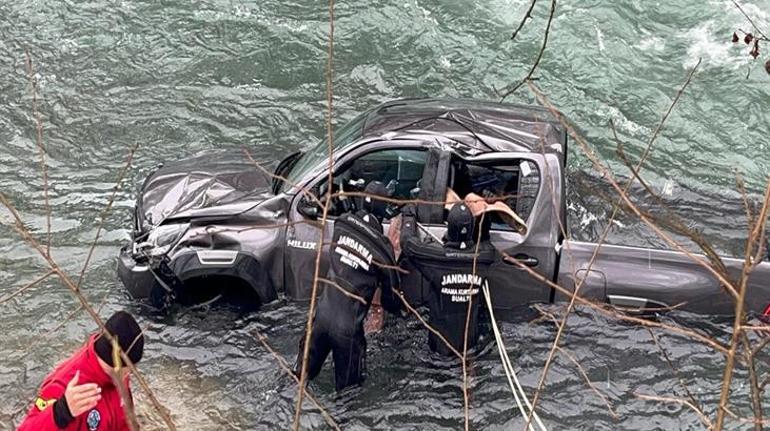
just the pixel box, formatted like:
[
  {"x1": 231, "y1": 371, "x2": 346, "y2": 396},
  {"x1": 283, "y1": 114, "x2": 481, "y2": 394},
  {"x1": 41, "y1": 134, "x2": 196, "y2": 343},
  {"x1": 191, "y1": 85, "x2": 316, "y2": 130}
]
[{"x1": 1, "y1": 1, "x2": 769, "y2": 429}]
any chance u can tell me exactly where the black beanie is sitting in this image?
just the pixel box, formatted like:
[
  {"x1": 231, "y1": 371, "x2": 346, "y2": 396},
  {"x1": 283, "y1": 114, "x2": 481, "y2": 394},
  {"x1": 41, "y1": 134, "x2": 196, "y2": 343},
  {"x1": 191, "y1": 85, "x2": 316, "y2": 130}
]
[
  {"x1": 446, "y1": 203, "x2": 476, "y2": 248},
  {"x1": 94, "y1": 311, "x2": 144, "y2": 367},
  {"x1": 358, "y1": 181, "x2": 391, "y2": 219}
]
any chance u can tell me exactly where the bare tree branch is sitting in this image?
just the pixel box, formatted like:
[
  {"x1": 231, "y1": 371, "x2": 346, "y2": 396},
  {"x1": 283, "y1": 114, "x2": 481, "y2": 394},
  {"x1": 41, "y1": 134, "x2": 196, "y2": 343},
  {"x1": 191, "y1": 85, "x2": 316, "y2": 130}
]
[
  {"x1": 715, "y1": 175, "x2": 770, "y2": 430},
  {"x1": 511, "y1": 0, "x2": 539, "y2": 40},
  {"x1": 523, "y1": 59, "x2": 703, "y2": 430},
  {"x1": 503, "y1": 252, "x2": 728, "y2": 353},
  {"x1": 293, "y1": 1, "x2": 335, "y2": 428},
  {"x1": 646, "y1": 328, "x2": 709, "y2": 424},
  {"x1": 499, "y1": 0, "x2": 557, "y2": 101},
  {"x1": 0, "y1": 270, "x2": 54, "y2": 304},
  {"x1": 556, "y1": 346, "x2": 619, "y2": 420},
  {"x1": 526, "y1": 79, "x2": 739, "y2": 299},
  {"x1": 77, "y1": 142, "x2": 140, "y2": 290},
  {"x1": 740, "y1": 334, "x2": 764, "y2": 431},
  {"x1": 0, "y1": 193, "x2": 177, "y2": 430},
  {"x1": 636, "y1": 392, "x2": 714, "y2": 430},
  {"x1": 317, "y1": 277, "x2": 367, "y2": 305},
  {"x1": 23, "y1": 49, "x2": 51, "y2": 257},
  {"x1": 732, "y1": 0, "x2": 768, "y2": 40},
  {"x1": 253, "y1": 329, "x2": 341, "y2": 431}
]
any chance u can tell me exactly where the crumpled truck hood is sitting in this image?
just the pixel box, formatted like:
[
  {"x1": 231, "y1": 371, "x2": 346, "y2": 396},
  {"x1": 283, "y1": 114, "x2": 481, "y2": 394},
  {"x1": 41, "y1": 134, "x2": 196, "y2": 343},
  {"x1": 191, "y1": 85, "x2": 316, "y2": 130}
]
[{"x1": 138, "y1": 151, "x2": 274, "y2": 229}]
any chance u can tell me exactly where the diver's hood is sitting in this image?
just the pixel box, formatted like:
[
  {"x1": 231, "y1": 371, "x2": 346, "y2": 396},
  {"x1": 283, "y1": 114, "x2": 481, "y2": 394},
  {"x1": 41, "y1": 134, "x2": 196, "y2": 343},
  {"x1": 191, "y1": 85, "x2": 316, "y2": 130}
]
[{"x1": 138, "y1": 151, "x2": 274, "y2": 229}]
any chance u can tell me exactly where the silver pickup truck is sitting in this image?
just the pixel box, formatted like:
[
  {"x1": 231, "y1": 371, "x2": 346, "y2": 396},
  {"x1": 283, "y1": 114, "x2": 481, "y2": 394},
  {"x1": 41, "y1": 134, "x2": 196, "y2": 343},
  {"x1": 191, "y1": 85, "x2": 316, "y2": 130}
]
[{"x1": 117, "y1": 98, "x2": 770, "y2": 316}]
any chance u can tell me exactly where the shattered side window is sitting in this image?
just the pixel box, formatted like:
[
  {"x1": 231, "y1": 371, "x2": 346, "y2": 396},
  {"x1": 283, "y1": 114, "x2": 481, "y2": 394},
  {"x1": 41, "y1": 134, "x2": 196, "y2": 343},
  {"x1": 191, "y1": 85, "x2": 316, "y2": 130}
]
[{"x1": 451, "y1": 160, "x2": 540, "y2": 230}]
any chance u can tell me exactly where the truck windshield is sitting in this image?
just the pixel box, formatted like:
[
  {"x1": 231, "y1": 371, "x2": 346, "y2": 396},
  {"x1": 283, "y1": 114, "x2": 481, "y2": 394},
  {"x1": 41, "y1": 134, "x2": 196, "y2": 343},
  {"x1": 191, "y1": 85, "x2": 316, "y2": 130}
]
[{"x1": 282, "y1": 112, "x2": 368, "y2": 193}]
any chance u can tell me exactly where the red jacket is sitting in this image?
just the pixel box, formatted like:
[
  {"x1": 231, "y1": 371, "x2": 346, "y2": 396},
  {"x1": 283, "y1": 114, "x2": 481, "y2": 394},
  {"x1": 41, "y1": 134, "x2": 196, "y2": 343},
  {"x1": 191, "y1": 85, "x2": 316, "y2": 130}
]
[{"x1": 18, "y1": 335, "x2": 133, "y2": 431}]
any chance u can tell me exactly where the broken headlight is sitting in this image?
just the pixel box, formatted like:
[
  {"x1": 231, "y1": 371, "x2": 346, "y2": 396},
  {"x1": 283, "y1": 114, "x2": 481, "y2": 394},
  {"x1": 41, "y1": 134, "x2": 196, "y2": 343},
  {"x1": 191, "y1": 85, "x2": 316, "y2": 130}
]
[{"x1": 135, "y1": 223, "x2": 189, "y2": 258}]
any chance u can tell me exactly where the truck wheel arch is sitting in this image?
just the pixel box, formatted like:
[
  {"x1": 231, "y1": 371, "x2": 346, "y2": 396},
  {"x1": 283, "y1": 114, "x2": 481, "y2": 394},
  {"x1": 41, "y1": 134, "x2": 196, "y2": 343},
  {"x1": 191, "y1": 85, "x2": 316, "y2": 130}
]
[{"x1": 171, "y1": 251, "x2": 279, "y2": 307}]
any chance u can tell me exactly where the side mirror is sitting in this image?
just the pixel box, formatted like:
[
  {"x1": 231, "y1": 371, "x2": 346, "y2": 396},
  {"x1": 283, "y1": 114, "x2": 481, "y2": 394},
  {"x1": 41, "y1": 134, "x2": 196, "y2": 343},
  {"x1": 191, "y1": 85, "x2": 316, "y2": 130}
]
[{"x1": 297, "y1": 195, "x2": 320, "y2": 219}]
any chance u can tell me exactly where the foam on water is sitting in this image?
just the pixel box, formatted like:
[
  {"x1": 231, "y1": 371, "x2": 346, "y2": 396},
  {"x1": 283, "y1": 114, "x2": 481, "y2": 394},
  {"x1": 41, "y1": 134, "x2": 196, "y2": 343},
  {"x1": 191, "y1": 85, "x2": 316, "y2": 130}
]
[{"x1": 1, "y1": 0, "x2": 769, "y2": 429}]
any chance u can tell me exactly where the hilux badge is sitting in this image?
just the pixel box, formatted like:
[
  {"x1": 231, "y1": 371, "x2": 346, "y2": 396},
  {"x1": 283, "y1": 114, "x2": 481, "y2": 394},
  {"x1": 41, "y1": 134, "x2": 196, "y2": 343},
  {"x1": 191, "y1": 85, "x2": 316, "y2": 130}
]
[{"x1": 288, "y1": 239, "x2": 317, "y2": 250}]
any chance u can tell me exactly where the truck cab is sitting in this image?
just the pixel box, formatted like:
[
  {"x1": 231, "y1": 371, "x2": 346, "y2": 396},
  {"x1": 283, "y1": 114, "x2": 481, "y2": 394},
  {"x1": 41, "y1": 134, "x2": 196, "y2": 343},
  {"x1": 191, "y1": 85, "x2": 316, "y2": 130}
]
[{"x1": 118, "y1": 98, "x2": 770, "y2": 317}]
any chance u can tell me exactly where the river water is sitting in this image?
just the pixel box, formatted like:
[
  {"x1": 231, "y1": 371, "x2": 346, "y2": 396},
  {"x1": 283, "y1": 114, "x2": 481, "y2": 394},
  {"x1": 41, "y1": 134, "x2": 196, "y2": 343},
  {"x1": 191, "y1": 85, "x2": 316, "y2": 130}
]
[{"x1": 1, "y1": 0, "x2": 769, "y2": 429}]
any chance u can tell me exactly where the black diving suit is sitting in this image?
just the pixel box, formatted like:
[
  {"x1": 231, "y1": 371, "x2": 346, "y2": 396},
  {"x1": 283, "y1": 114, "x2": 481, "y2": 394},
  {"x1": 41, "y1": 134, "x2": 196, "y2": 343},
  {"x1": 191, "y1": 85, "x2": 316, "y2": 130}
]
[
  {"x1": 296, "y1": 185, "x2": 399, "y2": 391},
  {"x1": 402, "y1": 203, "x2": 498, "y2": 355}
]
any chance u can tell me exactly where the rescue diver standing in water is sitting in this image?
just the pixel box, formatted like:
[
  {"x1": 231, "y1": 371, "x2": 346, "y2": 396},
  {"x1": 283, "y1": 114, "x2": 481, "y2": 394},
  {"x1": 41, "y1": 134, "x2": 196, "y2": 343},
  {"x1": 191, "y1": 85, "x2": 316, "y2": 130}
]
[
  {"x1": 295, "y1": 181, "x2": 400, "y2": 391},
  {"x1": 402, "y1": 202, "x2": 498, "y2": 355}
]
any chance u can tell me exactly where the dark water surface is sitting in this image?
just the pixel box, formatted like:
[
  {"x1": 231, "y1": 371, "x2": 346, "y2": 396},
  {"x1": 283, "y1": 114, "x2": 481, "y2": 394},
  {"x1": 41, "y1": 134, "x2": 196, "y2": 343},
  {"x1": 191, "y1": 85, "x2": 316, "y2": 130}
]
[{"x1": 1, "y1": 0, "x2": 769, "y2": 429}]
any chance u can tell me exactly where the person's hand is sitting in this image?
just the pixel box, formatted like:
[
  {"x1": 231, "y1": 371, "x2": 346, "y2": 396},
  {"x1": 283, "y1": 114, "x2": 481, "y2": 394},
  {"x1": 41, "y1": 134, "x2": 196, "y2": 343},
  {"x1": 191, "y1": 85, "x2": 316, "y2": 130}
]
[
  {"x1": 64, "y1": 371, "x2": 101, "y2": 417},
  {"x1": 364, "y1": 305, "x2": 384, "y2": 334}
]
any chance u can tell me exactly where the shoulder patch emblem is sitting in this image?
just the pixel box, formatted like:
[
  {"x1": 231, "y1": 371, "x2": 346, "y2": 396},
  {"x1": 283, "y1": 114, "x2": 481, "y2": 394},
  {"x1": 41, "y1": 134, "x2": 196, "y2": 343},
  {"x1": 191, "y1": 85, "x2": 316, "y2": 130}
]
[
  {"x1": 34, "y1": 397, "x2": 56, "y2": 411},
  {"x1": 87, "y1": 409, "x2": 101, "y2": 430}
]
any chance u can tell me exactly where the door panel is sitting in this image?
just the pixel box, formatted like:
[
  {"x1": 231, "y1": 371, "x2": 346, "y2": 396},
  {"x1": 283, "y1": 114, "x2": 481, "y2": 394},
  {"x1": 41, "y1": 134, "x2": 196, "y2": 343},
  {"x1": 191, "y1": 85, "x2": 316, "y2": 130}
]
[
  {"x1": 424, "y1": 153, "x2": 561, "y2": 310},
  {"x1": 558, "y1": 240, "x2": 735, "y2": 314},
  {"x1": 284, "y1": 147, "x2": 429, "y2": 301},
  {"x1": 284, "y1": 216, "x2": 333, "y2": 301}
]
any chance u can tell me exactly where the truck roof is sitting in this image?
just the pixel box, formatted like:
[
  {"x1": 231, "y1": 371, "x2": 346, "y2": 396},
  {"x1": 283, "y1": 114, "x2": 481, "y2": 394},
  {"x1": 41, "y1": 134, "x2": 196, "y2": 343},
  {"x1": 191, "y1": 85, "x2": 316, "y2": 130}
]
[{"x1": 360, "y1": 98, "x2": 567, "y2": 158}]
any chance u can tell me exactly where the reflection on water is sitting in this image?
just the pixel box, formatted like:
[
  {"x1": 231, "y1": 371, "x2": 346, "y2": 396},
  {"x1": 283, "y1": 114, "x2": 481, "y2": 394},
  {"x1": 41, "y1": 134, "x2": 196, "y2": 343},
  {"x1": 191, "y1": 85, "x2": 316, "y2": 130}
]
[{"x1": 1, "y1": 0, "x2": 769, "y2": 429}]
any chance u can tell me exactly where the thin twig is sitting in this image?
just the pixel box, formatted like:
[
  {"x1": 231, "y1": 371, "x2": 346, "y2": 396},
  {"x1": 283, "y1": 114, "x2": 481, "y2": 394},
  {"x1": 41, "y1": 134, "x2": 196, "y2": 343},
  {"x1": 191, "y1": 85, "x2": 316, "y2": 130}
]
[
  {"x1": 23, "y1": 49, "x2": 51, "y2": 257},
  {"x1": 24, "y1": 287, "x2": 112, "y2": 358},
  {"x1": 526, "y1": 79, "x2": 738, "y2": 299},
  {"x1": 503, "y1": 252, "x2": 728, "y2": 353},
  {"x1": 293, "y1": 1, "x2": 335, "y2": 428},
  {"x1": 317, "y1": 277, "x2": 367, "y2": 305},
  {"x1": 740, "y1": 334, "x2": 764, "y2": 431},
  {"x1": 499, "y1": 0, "x2": 557, "y2": 101},
  {"x1": 76, "y1": 142, "x2": 139, "y2": 290},
  {"x1": 462, "y1": 212, "x2": 486, "y2": 431},
  {"x1": 243, "y1": 148, "x2": 323, "y2": 208},
  {"x1": 749, "y1": 180, "x2": 770, "y2": 268},
  {"x1": 636, "y1": 393, "x2": 714, "y2": 430},
  {"x1": 392, "y1": 287, "x2": 463, "y2": 359},
  {"x1": 731, "y1": 0, "x2": 768, "y2": 40},
  {"x1": 511, "y1": 0, "x2": 539, "y2": 40},
  {"x1": 715, "y1": 176, "x2": 770, "y2": 430},
  {"x1": 524, "y1": 60, "x2": 702, "y2": 430},
  {"x1": 253, "y1": 330, "x2": 341, "y2": 431},
  {"x1": 751, "y1": 334, "x2": 770, "y2": 356},
  {"x1": 0, "y1": 270, "x2": 54, "y2": 304},
  {"x1": 0, "y1": 193, "x2": 177, "y2": 430},
  {"x1": 110, "y1": 340, "x2": 139, "y2": 431},
  {"x1": 646, "y1": 328, "x2": 708, "y2": 423},
  {"x1": 614, "y1": 137, "x2": 728, "y2": 277}
]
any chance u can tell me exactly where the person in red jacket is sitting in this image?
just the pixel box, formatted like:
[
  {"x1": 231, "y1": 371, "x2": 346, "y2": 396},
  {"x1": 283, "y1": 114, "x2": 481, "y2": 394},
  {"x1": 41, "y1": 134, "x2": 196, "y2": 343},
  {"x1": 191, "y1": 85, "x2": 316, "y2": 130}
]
[{"x1": 18, "y1": 311, "x2": 145, "y2": 431}]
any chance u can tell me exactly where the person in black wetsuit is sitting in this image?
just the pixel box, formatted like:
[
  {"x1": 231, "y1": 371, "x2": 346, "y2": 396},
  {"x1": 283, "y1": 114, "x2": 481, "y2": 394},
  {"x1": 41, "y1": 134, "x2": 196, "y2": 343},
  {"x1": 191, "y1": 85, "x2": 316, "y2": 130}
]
[
  {"x1": 295, "y1": 182, "x2": 400, "y2": 391},
  {"x1": 402, "y1": 202, "x2": 498, "y2": 355}
]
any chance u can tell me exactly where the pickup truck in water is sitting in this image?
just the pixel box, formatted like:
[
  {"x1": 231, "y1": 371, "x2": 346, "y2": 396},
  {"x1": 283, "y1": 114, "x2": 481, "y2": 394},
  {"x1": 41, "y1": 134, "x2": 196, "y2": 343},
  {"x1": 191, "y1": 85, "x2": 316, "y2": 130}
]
[{"x1": 117, "y1": 98, "x2": 770, "y2": 316}]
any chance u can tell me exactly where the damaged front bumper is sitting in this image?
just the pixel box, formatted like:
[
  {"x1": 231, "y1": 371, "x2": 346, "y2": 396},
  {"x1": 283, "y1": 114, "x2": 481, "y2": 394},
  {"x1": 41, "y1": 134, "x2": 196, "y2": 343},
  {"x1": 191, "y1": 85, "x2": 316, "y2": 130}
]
[
  {"x1": 118, "y1": 242, "x2": 278, "y2": 308},
  {"x1": 117, "y1": 245, "x2": 159, "y2": 300}
]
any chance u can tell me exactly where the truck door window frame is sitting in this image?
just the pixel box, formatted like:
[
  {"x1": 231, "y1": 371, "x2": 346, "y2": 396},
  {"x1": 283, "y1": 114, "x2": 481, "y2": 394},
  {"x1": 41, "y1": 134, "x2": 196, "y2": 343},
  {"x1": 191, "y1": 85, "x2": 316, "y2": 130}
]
[
  {"x1": 297, "y1": 143, "x2": 429, "y2": 220},
  {"x1": 448, "y1": 158, "x2": 541, "y2": 232}
]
